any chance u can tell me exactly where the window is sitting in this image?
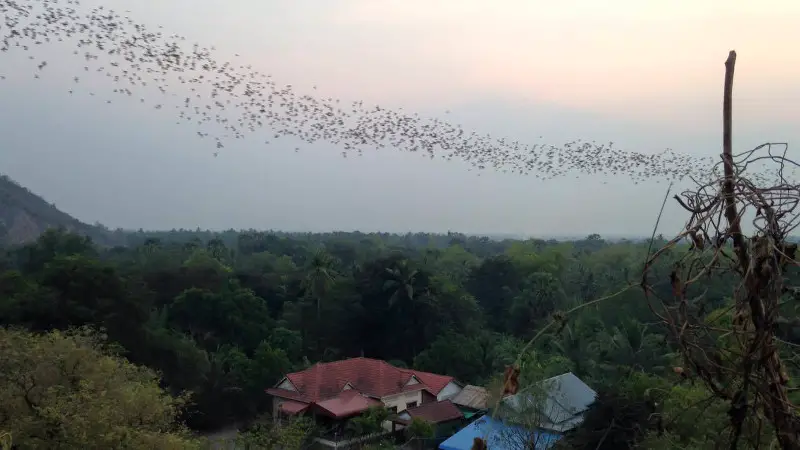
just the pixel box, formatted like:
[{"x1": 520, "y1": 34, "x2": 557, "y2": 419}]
[{"x1": 406, "y1": 401, "x2": 418, "y2": 409}]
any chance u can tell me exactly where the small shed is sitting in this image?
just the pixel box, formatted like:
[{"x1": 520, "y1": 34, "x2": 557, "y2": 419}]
[
  {"x1": 449, "y1": 385, "x2": 489, "y2": 418},
  {"x1": 395, "y1": 400, "x2": 465, "y2": 438},
  {"x1": 398, "y1": 400, "x2": 463, "y2": 424}
]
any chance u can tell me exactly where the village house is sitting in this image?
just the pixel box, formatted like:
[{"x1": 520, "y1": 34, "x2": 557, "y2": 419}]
[
  {"x1": 266, "y1": 357, "x2": 463, "y2": 444},
  {"x1": 439, "y1": 372, "x2": 597, "y2": 450}
]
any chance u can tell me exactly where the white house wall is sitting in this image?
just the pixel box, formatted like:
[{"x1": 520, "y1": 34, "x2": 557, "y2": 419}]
[
  {"x1": 380, "y1": 391, "x2": 422, "y2": 432},
  {"x1": 405, "y1": 376, "x2": 420, "y2": 385},
  {"x1": 381, "y1": 390, "x2": 423, "y2": 412}
]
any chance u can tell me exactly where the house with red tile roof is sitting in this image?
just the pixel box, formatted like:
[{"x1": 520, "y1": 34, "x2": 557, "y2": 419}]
[
  {"x1": 396, "y1": 399, "x2": 466, "y2": 441},
  {"x1": 266, "y1": 357, "x2": 463, "y2": 425}
]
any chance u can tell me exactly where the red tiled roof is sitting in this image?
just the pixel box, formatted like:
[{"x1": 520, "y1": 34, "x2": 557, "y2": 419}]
[
  {"x1": 400, "y1": 369, "x2": 455, "y2": 395},
  {"x1": 403, "y1": 400, "x2": 463, "y2": 424},
  {"x1": 265, "y1": 387, "x2": 307, "y2": 402},
  {"x1": 278, "y1": 400, "x2": 309, "y2": 414},
  {"x1": 269, "y1": 357, "x2": 457, "y2": 403},
  {"x1": 313, "y1": 390, "x2": 382, "y2": 418}
]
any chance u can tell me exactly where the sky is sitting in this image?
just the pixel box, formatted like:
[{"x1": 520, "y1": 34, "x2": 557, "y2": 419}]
[{"x1": 0, "y1": 0, "x2": 798, "y2": 238}]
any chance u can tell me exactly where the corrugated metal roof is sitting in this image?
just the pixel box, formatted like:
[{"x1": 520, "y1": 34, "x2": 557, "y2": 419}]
[
  {"x1": 540, "y1": 372, "x2": 596, "y2": 417},
  {"x1": 438, "y1": 415, "x2": 560, "y2": 450},
  {"x1": 502, "y1": 372, "x2": 597, "y2": 432},
  {"x1": 450, "y1": 385, "x2": 489, "y2": 410}
]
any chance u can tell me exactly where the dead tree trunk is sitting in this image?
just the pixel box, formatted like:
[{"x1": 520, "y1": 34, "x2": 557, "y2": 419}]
[
  {"x1": 643, "y1": 50, "x2": 800, "y2": 450},
  {"x1": 720, "y1": 50, "x2": 798, "y2": 450}
]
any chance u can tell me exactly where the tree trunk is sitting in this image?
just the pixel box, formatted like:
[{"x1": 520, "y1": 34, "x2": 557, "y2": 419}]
[{"x1": 721, "y1": 50, "x2": 799, "y2": 450}]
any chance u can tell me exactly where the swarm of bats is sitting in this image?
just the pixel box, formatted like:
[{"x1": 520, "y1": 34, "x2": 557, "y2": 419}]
[{"x1": 1, "y1": 0, "x2": 727, "y2": 183}]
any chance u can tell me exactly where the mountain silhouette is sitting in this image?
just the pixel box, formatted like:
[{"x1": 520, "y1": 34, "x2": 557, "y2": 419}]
[{"x1": 0, "y1": 174, "x2": 123, "y2": 246}]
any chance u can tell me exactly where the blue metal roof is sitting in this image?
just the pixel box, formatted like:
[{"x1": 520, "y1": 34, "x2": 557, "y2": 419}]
[{"x1": 438, "y1": 415, "x2": 561, "y2": 450}]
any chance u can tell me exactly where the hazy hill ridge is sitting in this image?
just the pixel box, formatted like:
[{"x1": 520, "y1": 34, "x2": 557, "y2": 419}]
[{"x1": 0, "y1": 174, "x2": 121, "y2": 246}]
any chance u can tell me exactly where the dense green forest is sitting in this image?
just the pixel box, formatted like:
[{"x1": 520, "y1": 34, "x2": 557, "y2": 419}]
[{"x1": 1, "y1": 227, "x2": 798, "y2": 449}]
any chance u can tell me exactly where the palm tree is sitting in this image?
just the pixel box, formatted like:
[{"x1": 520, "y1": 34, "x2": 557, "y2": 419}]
[
  {"x1": 303, "y1": 250, "x2": 337, "y2": 320},
  {"x1": 382, "y1": 260, "x2": 431, "y2": 359},
  {"x1": 590, "y1": 319, "x2": 671, "y2": 376},
  {"x1": 383, "y1": 261, "x2": 419, "y2": 308},
  {"x1": 548, "y1": 316, "x2": 604, "y2": 376}
]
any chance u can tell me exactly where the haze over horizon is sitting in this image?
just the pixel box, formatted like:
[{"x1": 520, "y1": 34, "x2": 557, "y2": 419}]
[{"x1": 1, "y1": 0, "x2": 798, "y2": 237}]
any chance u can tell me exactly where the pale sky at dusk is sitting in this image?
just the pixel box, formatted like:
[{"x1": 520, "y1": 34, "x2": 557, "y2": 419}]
[{"x1": 0, "y1": 0, "x2": 798, "y2": 237}]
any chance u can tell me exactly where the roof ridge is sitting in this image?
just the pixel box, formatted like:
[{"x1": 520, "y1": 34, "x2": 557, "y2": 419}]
[{"x1": 407, "y1": 368, "x2": 455, "y2": 379}]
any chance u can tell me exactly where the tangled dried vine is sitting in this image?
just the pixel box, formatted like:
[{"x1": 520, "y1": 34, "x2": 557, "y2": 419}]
[{"x1": 642, "y1": 51, "x2": 800, "y2": 449}]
